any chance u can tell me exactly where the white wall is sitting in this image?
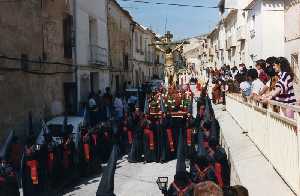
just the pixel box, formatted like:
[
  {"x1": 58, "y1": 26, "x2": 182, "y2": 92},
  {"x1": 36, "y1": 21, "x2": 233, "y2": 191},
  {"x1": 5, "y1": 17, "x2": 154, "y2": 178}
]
[
  {"x1": 262, "y1": 1, "x2": 284, "y2": 58},
  {"x1": 75, "y1": 0, "x2": 110, "y2": 102},
  {"x1": 247, "y1": 0, "x2": 263, "y2": 66},
  {"x1": 76, "y1": 0, "x2": 108, "y2": 65},
  {"x1": 245, "y1": 0, "x2": 284, "y2": 67}
]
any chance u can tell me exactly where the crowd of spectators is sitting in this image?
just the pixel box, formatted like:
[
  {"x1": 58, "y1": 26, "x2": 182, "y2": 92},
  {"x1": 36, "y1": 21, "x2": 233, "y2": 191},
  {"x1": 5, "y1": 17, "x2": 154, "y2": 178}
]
[{"x1": 207, "y1": 56, "x2": 298, "y2": 118}]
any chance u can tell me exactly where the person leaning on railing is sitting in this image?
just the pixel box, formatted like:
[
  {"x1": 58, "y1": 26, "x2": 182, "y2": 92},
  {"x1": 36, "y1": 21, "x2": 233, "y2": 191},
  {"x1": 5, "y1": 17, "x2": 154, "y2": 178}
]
[
  {"x1": 247, "y1": 68, "x2": 266, "y2": 101},
  {"x1": 261, "y1": 57, "x2": 297, "y2": 118}
]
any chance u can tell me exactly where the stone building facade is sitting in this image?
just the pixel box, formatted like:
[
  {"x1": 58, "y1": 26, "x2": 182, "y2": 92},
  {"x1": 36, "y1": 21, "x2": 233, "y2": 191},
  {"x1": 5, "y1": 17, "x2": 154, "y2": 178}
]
[
  {"x1": 108, "y1": 0, "x2": 133, "y2": 93},
  {"x1": 132, "y1": 24, "x2": 161, "y2": 87},
  {"x1": 0, "y1": 0, "x2": 74, "y2": 139}
]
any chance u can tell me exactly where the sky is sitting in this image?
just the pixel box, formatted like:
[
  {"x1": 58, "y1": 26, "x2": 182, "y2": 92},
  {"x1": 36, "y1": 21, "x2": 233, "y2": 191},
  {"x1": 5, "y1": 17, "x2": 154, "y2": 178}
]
[{"x1": 116, "y1": 0, "x2": 221, "y2": 40}]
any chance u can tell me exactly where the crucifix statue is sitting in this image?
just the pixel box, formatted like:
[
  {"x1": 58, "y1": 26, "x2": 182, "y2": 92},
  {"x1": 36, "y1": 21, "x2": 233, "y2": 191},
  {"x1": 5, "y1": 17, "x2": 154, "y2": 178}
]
[{"x1": 151, "y1": 31, "x2": 189, "y2": 86}]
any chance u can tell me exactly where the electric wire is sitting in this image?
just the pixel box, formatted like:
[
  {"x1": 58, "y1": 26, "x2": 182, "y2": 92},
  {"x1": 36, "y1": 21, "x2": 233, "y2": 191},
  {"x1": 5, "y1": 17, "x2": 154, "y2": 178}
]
[
  {"x1": 0, "y1": 55, "x2": 76, "y2": 75},
  {"x1": 118, "y1": 0, "x2": 250, "y2": 10}
]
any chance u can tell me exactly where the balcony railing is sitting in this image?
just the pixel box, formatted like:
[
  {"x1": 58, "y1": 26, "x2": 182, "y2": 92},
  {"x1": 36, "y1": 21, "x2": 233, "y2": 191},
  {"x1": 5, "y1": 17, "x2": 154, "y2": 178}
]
[
  {"x1": 226, "y1": 93, "x2": 300, "y2": 195},
  {"x1": 89, "y1": 44, "x2": 108, "y2": 66}
]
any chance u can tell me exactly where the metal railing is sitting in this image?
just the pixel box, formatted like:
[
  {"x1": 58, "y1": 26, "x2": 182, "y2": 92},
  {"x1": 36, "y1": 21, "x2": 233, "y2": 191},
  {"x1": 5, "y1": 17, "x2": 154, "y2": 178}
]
[
  {"x1": 89, "y1": 44, "x2": 108, "y2": 66},
  {"x1": 226, "y1": 93, "x2": 300, "y2": 195}
]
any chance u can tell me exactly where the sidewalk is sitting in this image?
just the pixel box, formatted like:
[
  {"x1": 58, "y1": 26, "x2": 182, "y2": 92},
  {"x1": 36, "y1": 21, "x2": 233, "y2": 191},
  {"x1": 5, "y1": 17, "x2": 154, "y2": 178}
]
[{"x1": 214, "y1": 105, "x2": 295, "y2": 196}]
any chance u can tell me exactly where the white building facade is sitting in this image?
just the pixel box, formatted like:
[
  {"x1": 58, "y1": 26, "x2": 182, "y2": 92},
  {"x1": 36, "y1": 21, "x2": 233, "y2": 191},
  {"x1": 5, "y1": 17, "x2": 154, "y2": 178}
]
[
  {"x1": 245, "y1": 0, "x2": 284, "y2": 66},
  {"x1": 74, "y1": 0, "x2": 110, "y2": 104},
  {"x1": 208, "y1": 0, "x2": 285, "y2": 69}
]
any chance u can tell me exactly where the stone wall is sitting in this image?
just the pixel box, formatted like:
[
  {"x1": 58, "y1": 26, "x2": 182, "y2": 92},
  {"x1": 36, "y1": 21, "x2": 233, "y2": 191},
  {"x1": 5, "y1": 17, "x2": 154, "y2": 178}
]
[
  {"x1": 108, "y1": 0, "x2": 133, "y2": 93},
  {"x1": 0, "y1": 0, "x2": 73, "y2": 140}
]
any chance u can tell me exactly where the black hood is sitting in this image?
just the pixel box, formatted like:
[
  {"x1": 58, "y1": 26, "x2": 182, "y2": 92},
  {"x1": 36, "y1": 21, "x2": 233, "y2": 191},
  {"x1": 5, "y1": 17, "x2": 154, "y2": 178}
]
[
  {"x1": 204, "y1": 95, "x2": 215, "y2": 122},
  {"x1": 210, "y1": 119, "x2": 220, "y2": 141},
  {"x1": 96, "y1": 145, "x2": 118, "y2": 196},
  {"x1": 176, "y1": 129, "x2": 186, "y2": 174},
  {"x1": 197, "y1": 131, "x2": 207, "y2": 157}
]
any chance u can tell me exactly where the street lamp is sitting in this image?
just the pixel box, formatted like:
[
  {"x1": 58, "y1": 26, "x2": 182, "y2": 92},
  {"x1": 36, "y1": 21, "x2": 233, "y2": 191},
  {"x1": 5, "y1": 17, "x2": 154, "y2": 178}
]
[{"x1": 156, "y1": 176, "x2": 168, "y2": 195}]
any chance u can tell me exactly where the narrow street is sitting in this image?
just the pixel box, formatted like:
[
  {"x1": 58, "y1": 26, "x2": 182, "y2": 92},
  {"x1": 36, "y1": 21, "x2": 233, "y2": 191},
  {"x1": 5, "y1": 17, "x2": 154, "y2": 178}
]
[
  {"x1": 1, "y1": 0, "x2": 300, "y2": 196},
  {"x1": 61, "y1": 157, "x2": 176, "y2": 196}
]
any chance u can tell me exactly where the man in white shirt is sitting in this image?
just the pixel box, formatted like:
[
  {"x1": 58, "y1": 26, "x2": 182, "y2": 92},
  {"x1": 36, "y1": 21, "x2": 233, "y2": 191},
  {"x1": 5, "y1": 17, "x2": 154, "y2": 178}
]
[{"x1": 247, "y1": 69, "x2": 265, "y2": 100}]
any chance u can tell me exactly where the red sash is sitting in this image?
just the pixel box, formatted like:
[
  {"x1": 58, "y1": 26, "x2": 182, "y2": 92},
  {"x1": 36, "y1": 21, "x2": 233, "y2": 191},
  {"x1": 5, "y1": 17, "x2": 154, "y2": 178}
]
[
  {"x1": 203, "y1": 141, "x2": 209, "y2": 148},
  {"x1": 104, "y1": 131, "x2": 109, "y2": 141},
  {"x1": 172, "y1": 181, "x2": 193, "y2": 196},
  {"x1": 215, "y1": 163, "x2": 224, "y2": 188},
  {"x1": 166, "y1": 128, "x2": 175, "y2": 152},
  {"x1": 47, "y1": 152, "x2": 54, "y2": 172},
  {"x1": 0, "y1": 176, "x2": 5, "y2": 185},
  {"x1": 83, "y1": 144, "x2": 90, "y2": 161},
  {"x1": 186, "y1": 128, "x2": 192, "y2": 146},
  {"x1": 144, "y1": 129, "x2": 155, "y2": 150},
  {"x1": 26, "y1": 160, "x2": 38, "y2": 185},
  {"x1": 92, "y1": 134, "x2": 98, "y2": 146},
  {"x1": 63, "y1": 146, "x2": 71, "y2": 169},
  {"x1": 128, "y1": 130, "x2": 133, "y2": 144},
  {"x1": 195, "y1": 164, "x2": 212, "y2": 182}
]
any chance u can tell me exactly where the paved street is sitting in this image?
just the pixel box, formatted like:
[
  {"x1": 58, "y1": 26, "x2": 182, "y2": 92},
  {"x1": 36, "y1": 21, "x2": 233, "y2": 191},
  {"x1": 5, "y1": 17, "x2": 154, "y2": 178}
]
[{"x1": 61, "y1": 156, "x2": 176, "y2": 196}]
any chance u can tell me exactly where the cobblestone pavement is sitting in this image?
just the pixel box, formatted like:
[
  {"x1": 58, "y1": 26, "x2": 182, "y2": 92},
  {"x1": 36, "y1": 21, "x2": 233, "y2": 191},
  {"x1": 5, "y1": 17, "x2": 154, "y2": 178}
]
[{"x1": 61, "y1": 156, "x2": 176, "y2": 196}]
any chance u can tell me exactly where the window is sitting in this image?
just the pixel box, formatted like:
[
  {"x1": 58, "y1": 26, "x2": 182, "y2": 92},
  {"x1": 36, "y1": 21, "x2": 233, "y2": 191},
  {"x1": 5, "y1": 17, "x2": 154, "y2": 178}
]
[{"x1": 63, "y1": 14, "x2": 73, "y2": 58}]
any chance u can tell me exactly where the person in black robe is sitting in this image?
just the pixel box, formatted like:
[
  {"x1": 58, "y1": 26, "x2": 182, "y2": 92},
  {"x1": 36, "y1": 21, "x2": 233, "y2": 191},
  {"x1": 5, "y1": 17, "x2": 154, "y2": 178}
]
[
  {"x1": 190, "y1": 131, "x2": 217, "y2": 185},
  {"x1": 157, "y1": 113, "x2": 173, "y2": 163},
  {"x1": 98, "y1": 122, "x2": 113, "y2": 163},
  {"x1": 90, "y1": 127, "x2": 102, "y2": 171},
  {"x1": 143, "y1": 115, "x2": 156, "y2": 163},
  {"x1": 96, "y1": 144, "x2": 118, "y2": 196},
  {"x1": 194, "y1": 99, "x2": 206, "y2": 131},
  {"x1": 167, "y1": 130, "x2": 193, "y2": 196},
  {"x1": 190, "y1": 155, "x2": 217, "y2": 184},
  {"x1": 184, "y1": 113, "x2": 195, "y2": 159},
  {"x1": 0, "y1": 131, "x2": 20, "y2": 196},
  {"x1": 208, "y1": 139, "x2": 230, "y2": 189},
  {"x1": 128, "y1": 108, "x2": 143, "y2": 163},
  {"x1": 22, "y1": 136, "x2": 42, "y2": 196},
  {"x1": 120, "y1": 112, "x2": 133, "y2": 155}
]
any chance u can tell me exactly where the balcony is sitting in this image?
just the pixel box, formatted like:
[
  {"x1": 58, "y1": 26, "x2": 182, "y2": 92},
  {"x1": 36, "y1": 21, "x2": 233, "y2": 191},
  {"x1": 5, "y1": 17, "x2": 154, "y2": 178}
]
[
  {"x1": 237, "y1": 26, "x2": 246, "y2": 41},
  {"x1": 89, "y1": 45, "x2": 108, "y2": 66}
]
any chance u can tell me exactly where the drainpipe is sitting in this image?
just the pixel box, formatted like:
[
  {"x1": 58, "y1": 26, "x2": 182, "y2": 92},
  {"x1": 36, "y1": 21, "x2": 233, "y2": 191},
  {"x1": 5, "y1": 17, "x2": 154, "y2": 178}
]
[{"x1": 73, "y1": 0, "x2": 79, "y2": 113}]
